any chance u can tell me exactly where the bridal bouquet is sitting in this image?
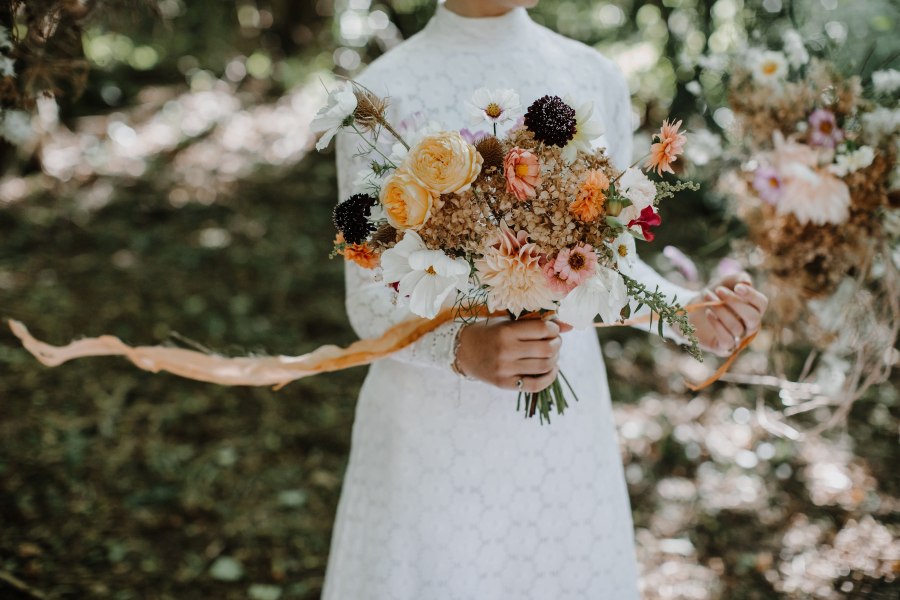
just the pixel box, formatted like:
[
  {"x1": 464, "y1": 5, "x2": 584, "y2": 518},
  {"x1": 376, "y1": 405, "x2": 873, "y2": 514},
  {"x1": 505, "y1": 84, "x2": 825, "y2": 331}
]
[
  {"x1": 707, "y1": 41, "x2": 899, "y2": 299},
  {"x1": 314, "y1": 82, "x2": 701, "y2": 421},
  {"x1": 695, "y1": 33, "x2": 899, "y2": 432}
]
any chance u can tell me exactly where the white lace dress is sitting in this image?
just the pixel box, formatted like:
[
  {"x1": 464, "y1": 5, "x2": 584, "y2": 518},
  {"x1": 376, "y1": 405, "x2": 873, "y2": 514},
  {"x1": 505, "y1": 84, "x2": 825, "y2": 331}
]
[{"x1": 321, "y1": 5, "x2": 692, "y2": 599}]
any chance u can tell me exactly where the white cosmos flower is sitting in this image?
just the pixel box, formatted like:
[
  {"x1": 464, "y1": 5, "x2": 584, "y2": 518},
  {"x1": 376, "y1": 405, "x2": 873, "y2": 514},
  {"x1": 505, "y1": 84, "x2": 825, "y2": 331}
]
[
  {"x1": 872, "y1": 69, "x2": 900, "y2": 96},
  {"x1": 617, "y1": 167, "x2": 657, "y2": 223},
  {"x1": 557, "y1": 266, "x2": 628, "y2": 329},
  {"x1": 311, "y1": 84, "x2": 357, "y2": 151},
  {"x1": 468, "y1": 88, "x2": 521, "y2": 126},
  {"x1": 380, "y1": 231, "x2": 470, "y2": 319},
  {"x1": 751, "y1": 50, "x2": 788, "y2": 87},
  {"x1": 608, "y1": 234, "x2": 637, "y2": 273},
  {"x1": 830, "y1": 146, "x2": 875, "y2": 177},
  {"x1": 561, "y1": 99, "x2": 605, "y2": 164}
]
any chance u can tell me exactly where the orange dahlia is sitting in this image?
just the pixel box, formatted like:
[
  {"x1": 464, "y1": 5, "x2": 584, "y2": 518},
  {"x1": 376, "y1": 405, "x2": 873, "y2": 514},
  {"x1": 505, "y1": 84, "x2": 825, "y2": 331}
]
[
  {"x1": 645, "y1": 119, "x2": 687, "y2": 176},
  {"x1": 569, "y1": 169, "x2": 609, "y2": 222},
  {"x1": 340, "y1": 239, "x2": 379, "y2": 269}
]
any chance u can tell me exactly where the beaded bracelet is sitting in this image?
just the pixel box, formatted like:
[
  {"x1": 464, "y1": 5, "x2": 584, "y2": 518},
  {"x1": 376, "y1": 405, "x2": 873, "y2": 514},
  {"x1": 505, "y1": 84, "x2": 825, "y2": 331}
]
[{"x1": 449, "y1": 323, "x2": 477, "y2": 381}]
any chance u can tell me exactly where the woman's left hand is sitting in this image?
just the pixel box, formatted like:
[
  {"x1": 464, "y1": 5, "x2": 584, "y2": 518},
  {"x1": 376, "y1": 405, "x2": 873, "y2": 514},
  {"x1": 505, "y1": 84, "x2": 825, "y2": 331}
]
[{"x1": 688, "y1": 271, "x2": 769, "y2": 357}]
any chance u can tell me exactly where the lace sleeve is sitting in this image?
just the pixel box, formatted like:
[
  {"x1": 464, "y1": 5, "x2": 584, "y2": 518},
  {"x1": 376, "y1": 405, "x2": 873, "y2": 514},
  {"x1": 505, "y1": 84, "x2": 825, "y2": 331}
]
[
  {"x1": 605, "y1": 62, "x2": 696, "y2": 343},
  {"x1": 336, "y1": 128, "x2": 465, "y2": 371}
]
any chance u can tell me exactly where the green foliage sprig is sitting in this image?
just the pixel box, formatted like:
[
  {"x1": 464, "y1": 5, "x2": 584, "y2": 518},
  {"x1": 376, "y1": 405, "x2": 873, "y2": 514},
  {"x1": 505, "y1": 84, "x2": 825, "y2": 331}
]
[
  {"x1": 622, "y1": 274, "x2": 702, "y2": 361},
  {"x1": 654, "y1": 180, "x2": 700, "y2": 204}
]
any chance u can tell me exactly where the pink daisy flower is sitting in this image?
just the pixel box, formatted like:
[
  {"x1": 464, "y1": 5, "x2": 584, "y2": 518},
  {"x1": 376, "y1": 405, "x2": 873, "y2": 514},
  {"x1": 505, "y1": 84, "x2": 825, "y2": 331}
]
[
  {"x1": 808, "y1": 109, "x2": 843, "y2": 148},
  {"x1": 545, "y1": 243, "x2": 597, "y2": 293}
]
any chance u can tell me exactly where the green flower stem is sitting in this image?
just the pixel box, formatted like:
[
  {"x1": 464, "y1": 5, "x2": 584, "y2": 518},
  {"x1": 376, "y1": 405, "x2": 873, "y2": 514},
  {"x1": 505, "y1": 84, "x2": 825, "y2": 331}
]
[
  {"x1": 517, "y1": 369, "x2": 579, "y2": 425},
  {"x1": 350, "y1": 124, "x2": 398, "y2": 169}
]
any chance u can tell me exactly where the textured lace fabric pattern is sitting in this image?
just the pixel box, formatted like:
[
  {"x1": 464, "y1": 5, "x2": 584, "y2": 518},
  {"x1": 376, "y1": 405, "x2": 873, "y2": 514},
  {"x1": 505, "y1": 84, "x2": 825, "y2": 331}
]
[
  {"x1": 344, "y1": 259, "x2": 466, "y2": 370},
  {"x1": 321, "y1": 4, "x2": 692, "y2": 598}
]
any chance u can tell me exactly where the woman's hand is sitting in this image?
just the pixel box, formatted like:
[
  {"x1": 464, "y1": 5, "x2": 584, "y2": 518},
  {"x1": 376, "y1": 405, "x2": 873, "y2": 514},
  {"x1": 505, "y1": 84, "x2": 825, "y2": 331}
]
[
  {"x1": 455, "y1": 318, "x2": 572, "y2": 392},
  {"x1": 688, "y1": 271, "x2": 769, "y2": 357}
]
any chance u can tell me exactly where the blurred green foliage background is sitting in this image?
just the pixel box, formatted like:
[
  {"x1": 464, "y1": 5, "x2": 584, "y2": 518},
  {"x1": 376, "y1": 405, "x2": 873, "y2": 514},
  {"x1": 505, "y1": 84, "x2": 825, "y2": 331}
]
[{"x1": 0, "y1": 1, "x2": 898, "y2": 599}]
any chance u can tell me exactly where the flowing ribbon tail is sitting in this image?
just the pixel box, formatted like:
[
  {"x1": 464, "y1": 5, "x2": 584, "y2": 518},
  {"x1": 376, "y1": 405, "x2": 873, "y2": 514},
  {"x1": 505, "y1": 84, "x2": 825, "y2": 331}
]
[
  {"x1": 8, "y1": 308, "x2": 487, "y2": 389},
  {"x1": 593, "y1": 300, "x2": 752, "y2": 390},
  {"x1": 9, "y1": 299, "x2": 752, "y2": 391},
  {"x1": 684, "y1": 331, "x2": 757, "y2": 392}
]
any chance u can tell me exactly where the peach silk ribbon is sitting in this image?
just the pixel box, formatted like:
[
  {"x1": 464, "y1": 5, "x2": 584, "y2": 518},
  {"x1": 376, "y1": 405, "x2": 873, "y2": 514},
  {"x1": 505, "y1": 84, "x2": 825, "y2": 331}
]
[{"x1": 7, "y1": 300, "x2": 752, "y2": 392}]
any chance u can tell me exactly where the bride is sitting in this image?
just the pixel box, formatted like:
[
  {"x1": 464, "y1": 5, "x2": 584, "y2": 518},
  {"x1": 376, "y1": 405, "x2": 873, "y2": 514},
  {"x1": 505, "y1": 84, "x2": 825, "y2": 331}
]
[{"x1": 322, "y1": 1, "x2": 768, "y2": 597}]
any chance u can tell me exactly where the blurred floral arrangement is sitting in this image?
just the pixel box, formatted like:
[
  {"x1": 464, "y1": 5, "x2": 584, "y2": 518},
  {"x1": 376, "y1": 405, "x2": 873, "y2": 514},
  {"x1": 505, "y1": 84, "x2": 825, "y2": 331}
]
[
  {"x1": 317, "y1": 83, "x2": 703, "y2": 420},
  {"x1": 0, "y1": 0, "x2": 159, "y2": 146},
  {"x1": 698, "y1": 30, "x2": 900, "y2": 433}
]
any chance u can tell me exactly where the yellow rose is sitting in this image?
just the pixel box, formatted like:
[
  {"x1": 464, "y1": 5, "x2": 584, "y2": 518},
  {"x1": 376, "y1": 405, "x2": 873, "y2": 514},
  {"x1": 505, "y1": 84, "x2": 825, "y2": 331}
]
[
  {"x1": 380, "y1": 168, "x2": 437, "y2": 230},
  {"x1": 405, "y1": 131, "x2": 484, "y2": 194}
]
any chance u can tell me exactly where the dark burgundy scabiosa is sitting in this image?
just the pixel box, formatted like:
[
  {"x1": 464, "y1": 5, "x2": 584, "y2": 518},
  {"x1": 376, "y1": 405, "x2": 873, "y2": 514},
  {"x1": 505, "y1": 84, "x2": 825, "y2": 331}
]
[
  {"x1": 333, "y1": 193, "x2": 378, "y2": 244},
  {"x1": 524, "y1": 95, "x2": 577, "y2": 147}
]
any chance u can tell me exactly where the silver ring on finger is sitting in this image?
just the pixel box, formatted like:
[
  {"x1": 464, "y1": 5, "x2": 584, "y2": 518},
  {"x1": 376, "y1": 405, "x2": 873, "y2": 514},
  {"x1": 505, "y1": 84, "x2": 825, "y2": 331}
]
[{"x1": 516, "y1": 378, "x2": 524, "y2": 391}]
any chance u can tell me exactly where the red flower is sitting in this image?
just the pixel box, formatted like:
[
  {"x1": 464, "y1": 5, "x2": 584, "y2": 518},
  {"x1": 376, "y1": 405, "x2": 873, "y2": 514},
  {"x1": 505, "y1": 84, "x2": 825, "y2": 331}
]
[{"x1": 627, "y1": 206, "x2": 662, "y2": 242}]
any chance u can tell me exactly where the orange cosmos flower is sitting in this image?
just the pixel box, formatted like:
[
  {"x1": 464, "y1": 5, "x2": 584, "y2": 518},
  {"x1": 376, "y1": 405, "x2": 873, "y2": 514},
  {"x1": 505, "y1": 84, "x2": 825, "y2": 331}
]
[
  {"x1": 645, "y1": 119, "x2": 687, "y2": 176},
  {"x1": 569, "y1": 169, "x2": 609, "y2": 222}
]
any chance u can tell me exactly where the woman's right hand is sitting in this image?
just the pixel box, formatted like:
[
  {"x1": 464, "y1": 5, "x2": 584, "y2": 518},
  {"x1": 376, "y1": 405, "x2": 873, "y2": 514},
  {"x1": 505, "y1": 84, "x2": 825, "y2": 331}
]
[{"x1": 454, "y1": 318, "x2": 570, "y2": 393}]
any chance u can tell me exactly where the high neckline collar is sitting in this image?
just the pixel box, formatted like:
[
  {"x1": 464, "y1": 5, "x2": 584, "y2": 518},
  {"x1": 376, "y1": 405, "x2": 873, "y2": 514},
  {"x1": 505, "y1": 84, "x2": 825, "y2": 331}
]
[{"x1": 427, "y1": 3, "x2": 534, "y2": 42}]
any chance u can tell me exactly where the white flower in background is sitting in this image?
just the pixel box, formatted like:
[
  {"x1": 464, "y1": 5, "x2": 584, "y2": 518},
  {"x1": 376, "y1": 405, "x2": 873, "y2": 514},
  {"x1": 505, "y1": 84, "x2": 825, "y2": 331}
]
[
  {"x1": 468, "y1": 88, "x2": 521, "y2": 126},
  {"x1": 872, "y1": 69, "x2": 900, "y2": 96},
  {"x1": 782, "y1": 30, "x2": 809, "y2": 69},
  {"x1": 777, "y1": 161, "x2": 851, "y2": 225},
  {"x1": 830, "y1": 146, "x2": 875, "y2": 177},
  {"x1": 751, "y1": 50, "x2": 788, "y2": 87},
  {"x1": 685, "y1": 80, "x2": 702, "y2": 96},
  {"x1": 608, "y1": 234, "x2": 637, "y2": 272},
  {"x1": 860, "y1": 106, "x2": 900, "y2": 144},
  {"x1": 763, "y1": 132, "x2": 850, "y2": 225},
  {"x1": 310, "y1": 84, "x2": 357, "y2": 151},
  {"x1": 380, "y1": 231, "x2": 470, "y2": 319},
  {"x1": 697, "y1": 53, "x2": 728, "y2": 72},
  {"x1": 0, "y1": 25, "x2": 12, "y2": 51},
  {"x1": 685, "y1": 128, "x2": 723, "y2": 167},
  {"x1": 0, "y1": 110, "x2": 34, "y2": 146},
  {"x1": 561, "y1": 98, "x2": 605, "y2": 164},
  {"x1": 557, "y1": 266, "x2": 628, "y2": 329},
  {"x1": 617, "y1": 167, "x2": 657, "y2": 223},
  {"x1": 883, "y1": 209, "x2": 900, "y2": 237},
  {"x1": 0, "y1": 56, "x2": 14, "y2": 78}
]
